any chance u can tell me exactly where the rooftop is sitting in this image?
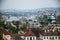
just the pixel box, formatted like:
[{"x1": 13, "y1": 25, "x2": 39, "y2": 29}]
[
  {"x1": 1, "y1": 29, "x2": 35, "y2": 36},
  {"x1": 42, "y1": 30, "x2": 60, "y2": 36}
]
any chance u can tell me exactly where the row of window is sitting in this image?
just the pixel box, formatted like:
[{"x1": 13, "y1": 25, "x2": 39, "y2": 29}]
[
  {"x1": 44, "y1": 36, "x2": 60, "y2": 39},
  {"x1": 11, "y1": 36, "x2": 36, "y2": 40},
  {"x1": 25, "y1": 37, "x2": 36, "y2": 40}
]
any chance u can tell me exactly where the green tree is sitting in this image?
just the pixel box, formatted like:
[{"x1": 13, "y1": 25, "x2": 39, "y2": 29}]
[
  {"x1": 0, "y1": 12, "x2": 10, "y2": 39},
  {"x1": 0, "y1": 30, "x2": 3, "y2": 40}
]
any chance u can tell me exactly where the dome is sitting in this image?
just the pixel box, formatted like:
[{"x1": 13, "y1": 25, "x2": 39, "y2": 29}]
[{"x1": 47, "y1": 15, "x2": 55, "y2": 19}]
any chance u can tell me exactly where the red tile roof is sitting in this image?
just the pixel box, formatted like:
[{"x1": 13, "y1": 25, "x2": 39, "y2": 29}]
[
  {"x1": 1, "y1": 29, "x2": 35, "y2": 36},
  {"x1": 2, "y1": 29, "x2": 11, "y2": 35}
]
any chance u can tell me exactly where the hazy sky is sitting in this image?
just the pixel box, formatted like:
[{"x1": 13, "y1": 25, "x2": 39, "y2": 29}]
[{"x1": 1, "y1": 0, "x2": 60, "y2": 9}]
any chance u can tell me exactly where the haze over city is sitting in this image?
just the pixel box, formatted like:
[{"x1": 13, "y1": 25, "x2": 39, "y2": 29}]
[{"x1": 1, "y1": 0, "x2": 60, "y2": 10}]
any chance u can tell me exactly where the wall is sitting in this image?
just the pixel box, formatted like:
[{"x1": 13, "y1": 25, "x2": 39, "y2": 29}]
[{"x1": 43, "y1": 36, "x2": 60, "y2": 40}]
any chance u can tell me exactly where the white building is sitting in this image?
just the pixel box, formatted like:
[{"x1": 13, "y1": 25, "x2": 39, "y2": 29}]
[
  {"x1": 43, "y1": 36, "x2": 60, "y2": 40},
  {"x1": 25, "y1": 36, "x2": 36, "y2": 40},
  {"x1": 42, "y1": 29, "x2": 60, "y2": 40}
]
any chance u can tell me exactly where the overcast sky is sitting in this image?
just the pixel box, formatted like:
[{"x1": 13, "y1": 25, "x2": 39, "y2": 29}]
[{"x1": 1, "y1": 0, "x2": 60, "y2": 9}]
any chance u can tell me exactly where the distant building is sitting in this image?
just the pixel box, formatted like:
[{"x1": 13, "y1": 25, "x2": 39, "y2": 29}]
[
  {"x1": 57, "y1": 15, "x2": 60, "y2": 24},
  {"x1": 47, "y1": 15, "x2": 56, "y2": 26}
]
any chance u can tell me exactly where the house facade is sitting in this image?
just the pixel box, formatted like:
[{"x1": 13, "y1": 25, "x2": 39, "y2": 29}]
[
  {"x1": 43, "y1": 36, "x2": 60, "y2": 40},
  {"x1": 42, "y1": 29, "x2": 60, "y2": 40},
  {"x1": 25, "y1": 36, "x2": 36, "y2": 40}
]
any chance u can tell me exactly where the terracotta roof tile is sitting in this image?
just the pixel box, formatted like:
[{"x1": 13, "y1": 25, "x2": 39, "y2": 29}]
[
  {"x1": 2, "y1": 29, "x2": 11, "y2": 35},
  {"x1": 2, "y1": 29, "x2": 35, "y2": 36}
]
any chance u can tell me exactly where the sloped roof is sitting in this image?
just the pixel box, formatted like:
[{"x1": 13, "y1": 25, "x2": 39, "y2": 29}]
[
  {"x1": 42, "y1": 30, "x2": 60, "y2": 36},
  {"x1": 1, "y1": 29, "x2": 35, "y2": 36},
  {"x1": 2, "y1": 29, "x2": 11, "y2": 35}
]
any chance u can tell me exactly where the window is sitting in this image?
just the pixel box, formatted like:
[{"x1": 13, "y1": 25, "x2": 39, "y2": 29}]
[
  {"x1": 55, "y1": 37, "x2": 57, "y2": 39},
  {"x1": 50, "y1": 37, "x2": 51, "y2": 39},
  {"x1": 44, "y1": 36, "x2": 45, "y2": 39},
  {"x1": 59, "y1": 36, "x2": 60, "y2": 39},
  {"x1": 33, "y1": 36, "x2": 36, "y2": 40},
  {"x1": 52, "y1": 37, "x2": 54, "y2": 39},
  {"x1": 49, "y1": 37, "x2": 54, "y2": 39},
  {"x1": 47, "y1": 37, "x2": 48, "y2": 39},
  {"x1": 30, "y1": 37, "x2": 32, "y2": 40}
]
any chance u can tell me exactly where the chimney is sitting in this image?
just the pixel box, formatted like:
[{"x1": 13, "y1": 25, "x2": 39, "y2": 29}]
[
  {"x1": 47, "y1": 30, "x2": 49, "y2": 32},
  {"x1": 45, "y1": 30, "x2": 47, "y2": 33}
]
